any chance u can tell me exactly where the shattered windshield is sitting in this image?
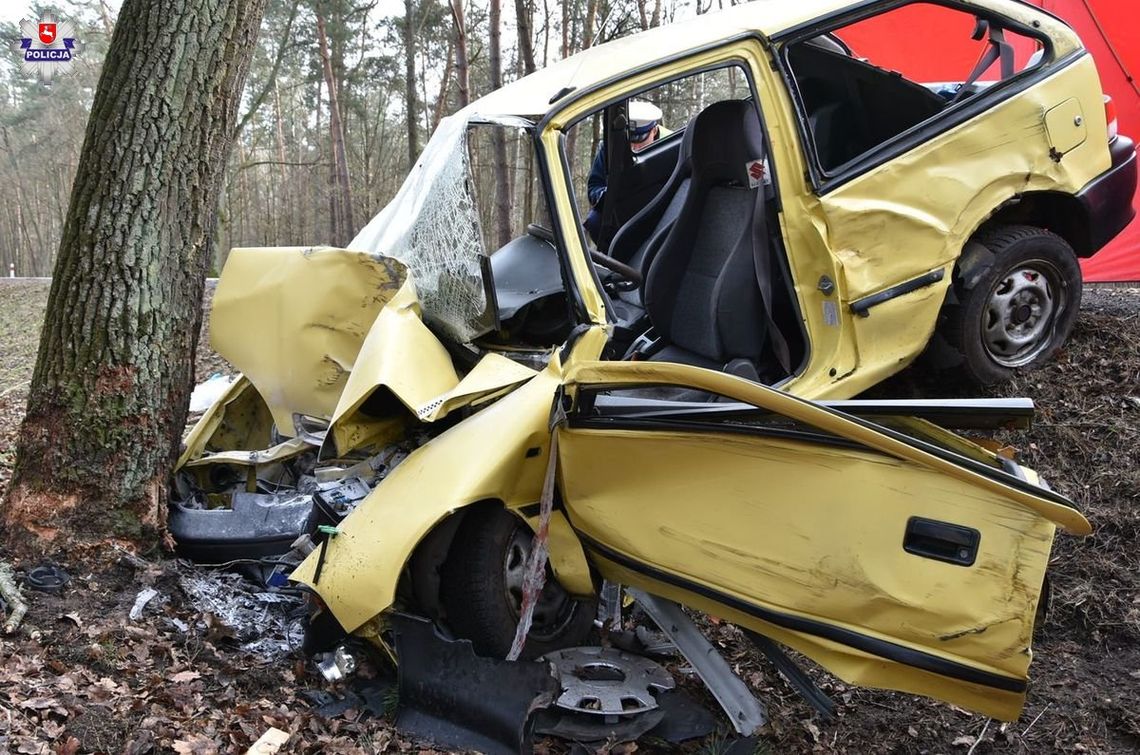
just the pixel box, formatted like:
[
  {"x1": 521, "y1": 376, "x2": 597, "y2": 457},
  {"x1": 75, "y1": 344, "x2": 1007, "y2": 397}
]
[{"x1": 350, "y1": 114, "x2": 542, "y2": 343}]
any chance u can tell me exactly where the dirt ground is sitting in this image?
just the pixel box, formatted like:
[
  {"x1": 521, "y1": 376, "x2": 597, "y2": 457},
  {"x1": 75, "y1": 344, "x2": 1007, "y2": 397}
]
[{"x1": 1, "y1": 279, "x2": 1139, "y2": 754}]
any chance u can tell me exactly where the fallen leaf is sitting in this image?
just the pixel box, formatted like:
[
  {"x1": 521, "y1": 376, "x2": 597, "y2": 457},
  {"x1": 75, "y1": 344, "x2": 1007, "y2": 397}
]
[{"x1": 171, "y1": 670, "x2": 201, "y2": 684}]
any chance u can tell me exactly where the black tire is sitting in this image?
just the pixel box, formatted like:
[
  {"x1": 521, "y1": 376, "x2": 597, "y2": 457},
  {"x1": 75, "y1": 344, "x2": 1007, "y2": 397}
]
[
  {"x1": 939, "y1": 224, "x2": 1082, "y2": 385},
  {"x1": 439, "y1": 507, "x2": 596, "y2": 660}
]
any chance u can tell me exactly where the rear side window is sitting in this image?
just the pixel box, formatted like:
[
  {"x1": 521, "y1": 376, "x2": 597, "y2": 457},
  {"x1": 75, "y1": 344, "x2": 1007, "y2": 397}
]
[{"x1": 784, "y1": 2, "x2": 1049, "y2": 175}]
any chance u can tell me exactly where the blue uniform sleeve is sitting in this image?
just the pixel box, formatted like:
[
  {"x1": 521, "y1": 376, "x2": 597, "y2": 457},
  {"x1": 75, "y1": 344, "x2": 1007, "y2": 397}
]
[{"x1": 587, "y1": 142, "x2": 607, "y2": 207}]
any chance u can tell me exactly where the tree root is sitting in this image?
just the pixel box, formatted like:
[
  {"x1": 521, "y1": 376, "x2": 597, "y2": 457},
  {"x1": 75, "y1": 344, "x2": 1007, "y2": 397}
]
[{"x1": 0, "y1": 561, "x2": 28, "y2": 634}]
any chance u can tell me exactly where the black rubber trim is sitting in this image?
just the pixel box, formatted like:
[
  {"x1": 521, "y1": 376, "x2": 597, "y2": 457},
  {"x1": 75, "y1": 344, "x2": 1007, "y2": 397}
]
[
  {"x1": 1076, "y1": 135, "x2": 1137, "y2": 255},
  {"x1": 850, "y1": 268, "x2": 945, "y2": 316},
  {"x1": 771, "y1": 0, "x2": 1080, "y2": 193},
  {"x1": 566, "y1": 387, "x2": 1077, "y2": 511},
  {"x1": 575, "y1": 531, "x2": 1027, "y2": 693},
  {"x1": 569, "y1": 414, "x2": 865, "y2": 452}
]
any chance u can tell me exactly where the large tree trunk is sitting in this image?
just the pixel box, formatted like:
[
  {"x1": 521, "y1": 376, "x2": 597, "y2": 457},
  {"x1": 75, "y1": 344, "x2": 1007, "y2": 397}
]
[
  {"x1": 316, "y1": 13, "x2": 355, "y2": 246},
  {"x1": 514, "y1": 0, "x2": 537, "y2": 75},
  {"x1": 488, "y1": 0, "x2": 512, "y2": 248},
  {"x1": 450, "y1": 0, "x2": 470, "y2": 109},
  {"x1": 403, "y1": 0, "x2": 419, "y2": 169},
  {"x1": 1, "y1": 0, "x2": 267, "y2": 551}
]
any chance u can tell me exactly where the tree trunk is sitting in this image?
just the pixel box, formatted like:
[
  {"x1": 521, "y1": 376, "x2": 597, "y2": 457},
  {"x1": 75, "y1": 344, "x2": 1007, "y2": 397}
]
[
  {"x1": 489, "y1": 0, "x2": 512, "y2": 248},
  {"x1": 1, "y1": 0, "x2": 267, "y2": 552},
  {"x1": 514, "y1": 0, "x2": 537, "y2": 75},
  {"x1": 450, "y1": 0, "x2": 470, "y2": 108},
  {"x1": 403, "y1": 0, "x2": 419, "y2": 169},
  {"x1": 316, "y1": 13, "x2": 354, "y2": 246},
  {"x1": 432, "y1": 35, "x2": 455, "y2": 128}
]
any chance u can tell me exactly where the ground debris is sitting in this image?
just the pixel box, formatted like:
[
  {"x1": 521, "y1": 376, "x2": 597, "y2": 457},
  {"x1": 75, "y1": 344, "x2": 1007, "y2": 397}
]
[{"x1": 1, "y1": 282, "x2": 1140, "y2": 753}]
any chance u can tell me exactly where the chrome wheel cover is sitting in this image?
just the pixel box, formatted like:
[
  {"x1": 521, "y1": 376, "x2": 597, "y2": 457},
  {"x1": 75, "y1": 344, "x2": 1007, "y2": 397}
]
[{"x1": 981, "y1": 261, "x2": 1067, "y2": 367}]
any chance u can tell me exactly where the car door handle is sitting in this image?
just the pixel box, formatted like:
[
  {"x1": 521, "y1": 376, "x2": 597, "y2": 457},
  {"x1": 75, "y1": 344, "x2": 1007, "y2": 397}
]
[{"x1": 903, "y1": 517, "x2": 980, "y2": 567}]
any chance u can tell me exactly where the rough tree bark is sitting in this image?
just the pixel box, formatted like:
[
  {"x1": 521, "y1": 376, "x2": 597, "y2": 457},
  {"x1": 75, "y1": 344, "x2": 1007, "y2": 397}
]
[
  {"x1": 514, "y1": 0, "x2": 537, "y2": 75},
  {"x1": 449, "y1": 0, "x2": 470, "y2": 109},
  {"x1": 403, "y1": 0, "x2": 420, "y2": 169},
  {"x1": 316, "y1": 13, "x2": 355, "y2": 245},
  {"x1": 489, "y1": 0, "x2": 512, "y2": 248},
  {"x1": 1, "y1": 0, "x2": 267, "y2": 551}
]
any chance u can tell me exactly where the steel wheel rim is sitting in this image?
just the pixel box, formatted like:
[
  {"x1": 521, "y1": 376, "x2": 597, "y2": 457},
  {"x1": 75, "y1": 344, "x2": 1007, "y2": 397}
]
[
  {"x1": 981, "y1": 260, "x2": 1067, "y2": 368},
  {"x1": 502, "y1": 526, "x2": 577, "y2": 641}
]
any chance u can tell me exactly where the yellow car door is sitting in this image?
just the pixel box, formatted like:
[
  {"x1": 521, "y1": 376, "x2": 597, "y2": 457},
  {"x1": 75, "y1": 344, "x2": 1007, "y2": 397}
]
[{"x1": 555, "y1": 360, "x2": 1089, "y2": 721}]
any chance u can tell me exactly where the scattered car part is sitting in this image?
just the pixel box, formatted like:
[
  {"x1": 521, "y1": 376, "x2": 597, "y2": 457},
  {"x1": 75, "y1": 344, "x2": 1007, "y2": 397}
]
[
  {"x1": 390, "y1": 613, "x2": 559, "y2": 755},
  {"x1": 597, "y1": 580, "x2": 623, "y2": 627},
  {"x1": 629, "y1": 588, "x2": 768, "y2": 736},
  {"x1": 543, "y1": 646, "x2": 675, "y2": 717},
  {"x1": 744, "y1": 629, "x2": 836, "y2": 721},
  {"x1": 168, "y1": 492, "x2": 317, "y2": 563},
  {"x1": 317, "y1": 645, "x2": 358, "y2": 682},
  {"x1": 129, "y1": 588, "x2": 160, "y2": 621},
  {"x1": 25, "y1": 564, "x2": 69, "y2": 594}
]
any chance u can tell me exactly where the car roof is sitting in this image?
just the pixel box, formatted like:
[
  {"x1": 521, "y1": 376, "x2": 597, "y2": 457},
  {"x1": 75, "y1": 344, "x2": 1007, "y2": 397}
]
[{"x1": 467, "y1": 0, "x2": 858, "y2": 120}]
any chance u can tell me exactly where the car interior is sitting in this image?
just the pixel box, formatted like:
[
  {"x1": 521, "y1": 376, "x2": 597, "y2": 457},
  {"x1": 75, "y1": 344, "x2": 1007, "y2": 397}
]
[{"x1": 484, "y1": 88, "x2": 806, "y2": 388}]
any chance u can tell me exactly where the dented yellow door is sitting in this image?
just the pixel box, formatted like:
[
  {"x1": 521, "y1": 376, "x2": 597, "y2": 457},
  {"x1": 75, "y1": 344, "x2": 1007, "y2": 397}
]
[{"x1": 556, "y1": 360, "x2": 1088, "y2": 721}]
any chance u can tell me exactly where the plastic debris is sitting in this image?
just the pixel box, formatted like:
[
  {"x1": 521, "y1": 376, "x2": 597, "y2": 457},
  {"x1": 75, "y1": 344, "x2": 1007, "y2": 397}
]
[
  {"x1": 178, "y1": 570, "x2": 304, "y2": 659},
  {"x1": 129, "y1": 587, "x2": 159, "y2": 621},
  {"x1": 189, "y1": 373, "x2": 237, "y2": 412}
]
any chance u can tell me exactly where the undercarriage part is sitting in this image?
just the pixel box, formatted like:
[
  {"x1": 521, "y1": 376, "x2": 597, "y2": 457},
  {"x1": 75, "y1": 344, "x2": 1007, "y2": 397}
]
[
  {"x1": 168, "y1": 491, "x2": 317, "y2": 563},
  {"x1": 316, "y1": 645, "x2": 358, "y2": 682},
  {"x1": 390, "y1": 613, "x2": 559, "y2": 755},
  {"x1": 542, "y1": 646, "x2": 674, "y2": 717},
  {"x1": 744, "y1": 629, "x2": 836, "y2": 721},
  {"x1": 628, "y1": 588, "x2": 769, "y2": 736}
]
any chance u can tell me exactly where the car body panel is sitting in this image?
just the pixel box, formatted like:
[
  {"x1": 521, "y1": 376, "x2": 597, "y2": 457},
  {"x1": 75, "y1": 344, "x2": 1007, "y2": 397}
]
[
  {"x1": 187, "y1": 0, "x2": 1108, "y2": 724},
  {"x1": 553, "y1": 360, "x2": 1088, "y2": 720},
  {"x1": 209, "y1": 246, "x2": 409, "y2": 434}
]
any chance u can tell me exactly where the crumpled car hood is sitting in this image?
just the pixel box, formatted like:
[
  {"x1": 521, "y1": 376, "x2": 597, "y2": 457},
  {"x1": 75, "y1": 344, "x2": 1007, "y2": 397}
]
[{"x1": 184, "y1": 246, "x2": 538, "y2": 463}]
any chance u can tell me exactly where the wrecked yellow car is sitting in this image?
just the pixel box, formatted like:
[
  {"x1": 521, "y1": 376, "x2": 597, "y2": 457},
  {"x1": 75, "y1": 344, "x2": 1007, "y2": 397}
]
[{"x1": 174, "y1": 0, "x2": 1105, "y2": 737}]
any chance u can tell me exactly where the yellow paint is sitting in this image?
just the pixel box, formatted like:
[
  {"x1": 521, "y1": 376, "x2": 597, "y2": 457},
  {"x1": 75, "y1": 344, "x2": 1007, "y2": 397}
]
[
  {"x1": 199, "y1": 0, "x2": 1103, "y2": 722},
  {"x1": 210, "y1": 247, "x2": 409, "y2": 433},
  {"x1": 291, "y1": 366, "x2": 563, "y2": 630}
]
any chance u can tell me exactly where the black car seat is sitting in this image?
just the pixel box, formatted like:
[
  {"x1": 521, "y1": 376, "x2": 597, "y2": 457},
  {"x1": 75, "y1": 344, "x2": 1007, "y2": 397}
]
[
  {"x1": 640, "y1": 99, "x2": 776, "y2": 376},
  {"x1": 607, "y1": 125, "x2": 696, "y2": 308}
]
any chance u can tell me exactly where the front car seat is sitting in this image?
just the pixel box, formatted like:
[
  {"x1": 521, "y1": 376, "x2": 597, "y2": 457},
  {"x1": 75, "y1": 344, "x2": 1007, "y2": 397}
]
[{"x1": 640, "y1": 99, "x2": 772, "y2": 375}]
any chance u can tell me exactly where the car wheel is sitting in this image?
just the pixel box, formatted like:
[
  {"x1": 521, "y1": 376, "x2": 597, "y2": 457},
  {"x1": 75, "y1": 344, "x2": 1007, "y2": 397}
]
[
  {"x1": 439, "y1": 506, "x2": 596, "y2": 660},
  {"x1": 941, "y1": 225, "x2": 1082, "y2": 385}
]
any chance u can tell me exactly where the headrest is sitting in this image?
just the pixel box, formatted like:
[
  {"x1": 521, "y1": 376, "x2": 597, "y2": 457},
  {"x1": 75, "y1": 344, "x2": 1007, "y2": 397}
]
[{"x1": 687, "y1": 100, "x2": 765, "y2": 187}]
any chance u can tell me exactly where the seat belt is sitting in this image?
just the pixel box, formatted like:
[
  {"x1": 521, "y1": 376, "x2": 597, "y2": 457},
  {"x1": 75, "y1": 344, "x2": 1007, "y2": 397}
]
[
  {"x1": 951, "y1": 23, "x2": 1015, "y2": 105},
  {"x1": 749, "y1": 165, "x2": 792, "y2": 375}
]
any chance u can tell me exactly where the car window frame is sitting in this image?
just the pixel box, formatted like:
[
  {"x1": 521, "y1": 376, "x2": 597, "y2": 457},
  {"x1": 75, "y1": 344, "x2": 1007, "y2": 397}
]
[
  {"x1": 539, "y1": 45, "x2": 777, "y2": 333},
  {"x1": 772, "y1": 0, "x2": 1065, "y2": 194}
]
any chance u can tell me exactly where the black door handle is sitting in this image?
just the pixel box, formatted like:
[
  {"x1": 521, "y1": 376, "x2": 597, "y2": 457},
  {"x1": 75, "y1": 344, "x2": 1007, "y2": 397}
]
[{"x1": 903, "y1": 517, "x2": 980, "y2": 567}]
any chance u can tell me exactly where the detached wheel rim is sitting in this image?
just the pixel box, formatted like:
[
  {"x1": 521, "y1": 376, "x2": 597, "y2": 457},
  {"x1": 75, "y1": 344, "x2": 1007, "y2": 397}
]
[
  {"x1": 502, "y1": 527, "x2": 578, "y2": 642},
  {"x1": 981, "y1": 261, "x2": 1066, "y2": 367}
]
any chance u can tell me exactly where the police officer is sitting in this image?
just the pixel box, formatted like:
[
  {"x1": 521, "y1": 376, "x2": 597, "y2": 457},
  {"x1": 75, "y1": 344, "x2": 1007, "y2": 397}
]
[{"x1": 584, "y1": 100, "x2": 663, "y2": 245}]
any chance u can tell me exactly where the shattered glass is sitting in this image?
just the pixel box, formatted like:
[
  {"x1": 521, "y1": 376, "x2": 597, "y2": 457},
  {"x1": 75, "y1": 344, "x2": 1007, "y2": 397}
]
[{"x1": 351, "y1": 115, "x2": 490, "y2": 343}]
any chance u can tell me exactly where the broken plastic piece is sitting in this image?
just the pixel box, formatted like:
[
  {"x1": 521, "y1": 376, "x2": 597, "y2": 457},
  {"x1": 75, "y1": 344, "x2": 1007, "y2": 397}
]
[
  {"x1": 26, "y1": 564, "x2": 69, "y2": 594},
  {"x1": 129, "y1": 588, "x2": 159, "y2": 621},
  {"x1": 390, "y1": 613, "x2": 559, "y2": 755},
  {"x1": 169, "y1": 492, "x2": 317, "y2": 563}
]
